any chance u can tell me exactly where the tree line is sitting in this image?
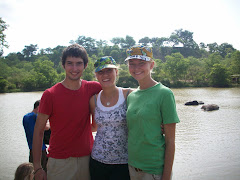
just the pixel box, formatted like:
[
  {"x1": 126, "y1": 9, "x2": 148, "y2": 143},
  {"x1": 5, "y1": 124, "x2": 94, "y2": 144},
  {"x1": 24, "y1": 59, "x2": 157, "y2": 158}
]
[{"x1": 0, "y1": 18, "x2": 240, "y2": 93}]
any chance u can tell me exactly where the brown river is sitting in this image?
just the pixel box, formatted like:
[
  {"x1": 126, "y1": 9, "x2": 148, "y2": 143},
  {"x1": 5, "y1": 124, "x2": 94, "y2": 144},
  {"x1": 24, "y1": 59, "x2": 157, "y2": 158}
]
[{"x1": 0, "y1": 87, "x2": 239, "y2": 180}]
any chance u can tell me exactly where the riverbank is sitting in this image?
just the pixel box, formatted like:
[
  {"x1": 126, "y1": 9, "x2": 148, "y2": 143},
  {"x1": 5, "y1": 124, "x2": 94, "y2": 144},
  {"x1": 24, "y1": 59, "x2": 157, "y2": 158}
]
[{"x1": 2, "y1": 82, "x2": 240, "y2": 93}]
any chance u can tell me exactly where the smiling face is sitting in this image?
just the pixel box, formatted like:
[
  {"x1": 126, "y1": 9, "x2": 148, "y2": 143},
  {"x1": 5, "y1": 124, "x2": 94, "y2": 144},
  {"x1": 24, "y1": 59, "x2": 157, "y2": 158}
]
[
  {"x1": 128, "y1": 59, "x2": 154, "y2": 82},
  {"x1": 63, "y1": 56, "x2": 86, "y2": 81},
  {"x1": 95, "y1": 68, "x2": 118, "y2": 88}
]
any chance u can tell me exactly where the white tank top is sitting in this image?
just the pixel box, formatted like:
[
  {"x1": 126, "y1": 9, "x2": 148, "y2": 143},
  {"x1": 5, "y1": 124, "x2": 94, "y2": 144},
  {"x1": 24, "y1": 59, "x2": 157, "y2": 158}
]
[
  {"x1": 96, "y1": 87, "x2": 125, "y2": 110},
  {"x1": 91, "y1": 87, "x2": 128, "y2": 164}
]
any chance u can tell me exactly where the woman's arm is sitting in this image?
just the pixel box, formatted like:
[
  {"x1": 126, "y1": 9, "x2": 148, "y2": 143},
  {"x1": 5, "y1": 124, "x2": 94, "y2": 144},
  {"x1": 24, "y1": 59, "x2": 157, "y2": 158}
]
[
  {"x1": 162, "y1": 123, "x2": 176, "y2": 180},
  {"x1": 90, "y1": 95, "x2": 98, "y2": 132}
]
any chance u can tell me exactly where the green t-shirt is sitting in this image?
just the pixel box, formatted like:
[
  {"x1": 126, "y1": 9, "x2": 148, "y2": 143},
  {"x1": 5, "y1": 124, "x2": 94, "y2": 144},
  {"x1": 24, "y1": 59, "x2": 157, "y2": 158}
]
[{"x1": 127, "y1": 83, "x2": 180, "y2": 175}]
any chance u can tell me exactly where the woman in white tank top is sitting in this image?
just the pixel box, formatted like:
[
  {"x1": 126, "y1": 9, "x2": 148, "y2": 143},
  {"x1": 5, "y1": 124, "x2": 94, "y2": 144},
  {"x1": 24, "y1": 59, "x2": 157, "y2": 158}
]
[{"x1": 89, "y1": 56, "x2": 133, "y2": 180}]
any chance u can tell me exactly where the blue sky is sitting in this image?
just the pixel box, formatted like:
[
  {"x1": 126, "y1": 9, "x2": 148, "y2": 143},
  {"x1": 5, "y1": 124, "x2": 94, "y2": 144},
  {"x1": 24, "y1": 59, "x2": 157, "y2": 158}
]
[{"x1": 1, "y1": 0, "x2": 240, "y2": 56}]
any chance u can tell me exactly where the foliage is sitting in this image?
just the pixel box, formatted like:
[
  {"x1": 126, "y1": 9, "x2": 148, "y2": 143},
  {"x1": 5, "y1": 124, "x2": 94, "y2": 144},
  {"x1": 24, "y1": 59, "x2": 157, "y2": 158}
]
[
  {"x1": 164, "y1": 53, "x2": 189, "y2": 83},
  {"x1": 0, "y1": 77, "x2": 8, "y2": 92},
  {"x1": 22, "y1": 44, "x2": 38, "y2": 60},
  {"x1": 117, "y1": 64, "x2": 138, "y2": 88},
  {"x1": 0, "y1": 25, "x2": 239, "y2": 92},
  {"x1": 82, "y1": 57, "x2": 96, "y2": 81},
  {"x1": 0, "y1": 17, "x2": 9, "y2": 56},
  {"x1": 185, "y1": 57, "x2": 206, "y2": 87},
  {"x1": 230, "y1": 51, "x2": 240, "y2": 74},
  {"x1": 33, "y1": 59, "x2": 58, "y2": 88},
  {"x1": 169, "y1": 29, "x2": 199, "y2": 50},
  {"x1": 209, "y1": 64, "x2": 231, "y2": 87},
  {"x1": 139, "y1": 37, "x2": 150, "y2": 46}
]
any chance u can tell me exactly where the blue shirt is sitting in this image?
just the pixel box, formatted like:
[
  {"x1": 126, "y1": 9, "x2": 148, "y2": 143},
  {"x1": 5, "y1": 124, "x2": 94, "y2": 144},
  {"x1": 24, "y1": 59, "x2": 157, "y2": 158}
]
[{"x1": 23, "y1": 112, "x2": 46, "y2": 150}]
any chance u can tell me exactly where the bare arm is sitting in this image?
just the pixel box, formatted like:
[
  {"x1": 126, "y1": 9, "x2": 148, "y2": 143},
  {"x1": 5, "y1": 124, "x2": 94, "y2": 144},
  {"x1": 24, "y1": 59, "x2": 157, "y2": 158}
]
[
  {"x1": 90, "y1": 95, "x2": 98, "y2": 132},
  {"x1": 91, "y1": 116, "x2": 98, "y2": 132},
  {"x1": 161, "y1": 123, "x2": 176, "y2": 180},
  {"x1": 33, "y1": 112, "x2": 49, "y2": 180}
]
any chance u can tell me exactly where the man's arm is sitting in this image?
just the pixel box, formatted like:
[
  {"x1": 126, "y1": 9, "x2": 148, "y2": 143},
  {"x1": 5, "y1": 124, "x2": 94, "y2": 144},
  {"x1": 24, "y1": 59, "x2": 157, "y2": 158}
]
[
  {"x1": 33, "y1": 112, "x2": 49, "y2": 180},
  {"x1": 161, "y1": 123, "x2": 176, "y2": 180}
]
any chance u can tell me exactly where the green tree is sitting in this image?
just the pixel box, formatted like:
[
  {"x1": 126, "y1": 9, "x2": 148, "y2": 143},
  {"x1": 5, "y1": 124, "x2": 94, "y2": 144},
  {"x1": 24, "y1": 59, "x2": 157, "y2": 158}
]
[
  {"x1": 209, "y1": 64, "x2": 230, "y2": 87},
  {"x1": 22, "y1": 73, "x2": 37, "y2": 91},
  {"x1": 7, "y1": 67, "x2": 28, "y2": 89},
  {"x1": 169, "y1": 29, "x2": 198, "y2": 49},
  {"x1": 72, "y1": 36, "x2": 97, "y2": 56},
  {"x1": 49, "y1": 46, "x2": 65, "y2": 66},
  {"x1": 110, "y1": 50, "x2": 120, "y2": 63},
  {"x1": 139, "y1": 37, "x2": 150, "y2": 46},
  {"x1": 22, "y1": 62, "x2": 34, "y2": 72},
  {"x1": 96, "y1": 39, "x2": 108, "y2": 56},
  {"x1": 123, "y1": 35, "x2": 136, "y2": 48},
  {"x1": 164, "y1": 53, "x2": 189, "y2": 83},
  {"x1": 199, "y1": 42, "x2": 207, "y2": 49},
  {"x1": 168, "y1": 29, "x2": 200, "y2": 58},
  {"x1": 4, "y1": 53, "x2": 21, "y2": 66},
  {"x1": 81, "y1": 56, "x2": 95, "y2": 81},
  {"x1": 0, "y1": 60, "x2": 11, "y2": 78},
  {"x1": 111, "y1": 37, "x2": 124, "y2": 48},
  {"x1": 103, "y1": 45, "x2": 112, "y2": 57},
  {"x1": 0, "y1": 77, "x2": 8, "y2": 92},
  {"x1": 34, "y1": 59, "x2": 58, "y2": 88},
  {"x1": 204, "y1": 53, "x2": 222, "y2": 72},
  {"x1": 186, "y1": 57, "x2": 206, "y2": 86},
  {"x1": 0, "y1": 17, "x2": 9, "y2": 56},
  {"x1": 151, "y1": 58, "x2": 165, "y2": 82},
  {"x1": 218, "y1": 43, "x2": 235, "y2": 58},
  {"x1": 151, "y1": 37, "x2": 168, "y2": 47},
  {"x1": 17, "y1": 52, "x2": 25, "y2": 61},
  {"x1": 207, "y1": 43, "x2": 218, "y2": 53},
  {"x1": 22, "y1": 44, "x2": 38, "y2": 60},
  {"x1": 230, "y1": 50, "x2": 240, "y2": 74},
  {"x1": 159, "y1": 47, "x2": 172, "y2": 62},
  {"x1": 117, "y1": 64, "x2": 138, "y2": 88}
]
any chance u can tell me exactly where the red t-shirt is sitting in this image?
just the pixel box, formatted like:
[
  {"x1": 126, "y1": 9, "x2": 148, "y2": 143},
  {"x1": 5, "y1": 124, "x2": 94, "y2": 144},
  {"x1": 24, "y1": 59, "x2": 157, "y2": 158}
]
[{"x1": 39, "y1": 80, "x2": 101, "y2": 159}]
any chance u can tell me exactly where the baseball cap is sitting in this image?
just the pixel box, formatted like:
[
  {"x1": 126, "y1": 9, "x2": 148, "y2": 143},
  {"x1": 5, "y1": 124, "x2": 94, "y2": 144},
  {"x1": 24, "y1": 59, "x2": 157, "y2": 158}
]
[
  {"x1": 125, "y1": 45, "x2": 153, "y2": 61},
  {"x1": 94, "y1": 56, "x2": 117, "y2": 72}
]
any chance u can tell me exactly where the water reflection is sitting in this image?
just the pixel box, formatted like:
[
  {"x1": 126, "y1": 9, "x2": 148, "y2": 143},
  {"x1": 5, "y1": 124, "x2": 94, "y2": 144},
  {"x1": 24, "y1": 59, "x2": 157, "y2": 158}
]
[
  {"x1": 0, "y1": 88, "x2": 239, "y2": 179},
  {"x1": 172, "y1": 88, "x2": 240, "y2": 179}
]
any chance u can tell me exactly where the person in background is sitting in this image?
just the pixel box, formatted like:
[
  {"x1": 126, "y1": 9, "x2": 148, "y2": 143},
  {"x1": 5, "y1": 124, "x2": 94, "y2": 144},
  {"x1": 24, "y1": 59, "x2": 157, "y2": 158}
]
[
  {"x1": 33, "y1": 44, "x2": 102, "y2": 180},
  {"x1": 43, "y1": 124, "x2": 51, "y2": 145},
  {"x1": 125, "y1": 45, "x2": 180, "y2": 180},
  {"x1": 89, "y1": 56, "x2": 132, "y2": 180},
  {"x1": 23, "y1": 100, "x2": 48, "y2": 172},
  {"x1": 14, "y1": 162, "x2": 34, "y2": 180}
]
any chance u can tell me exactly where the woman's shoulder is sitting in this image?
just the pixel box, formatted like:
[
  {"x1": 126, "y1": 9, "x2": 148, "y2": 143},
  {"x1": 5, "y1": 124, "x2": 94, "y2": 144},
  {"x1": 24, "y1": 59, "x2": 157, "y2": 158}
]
[{"x1": 120, "y1": 87, "x2": 134, "y2": 98}]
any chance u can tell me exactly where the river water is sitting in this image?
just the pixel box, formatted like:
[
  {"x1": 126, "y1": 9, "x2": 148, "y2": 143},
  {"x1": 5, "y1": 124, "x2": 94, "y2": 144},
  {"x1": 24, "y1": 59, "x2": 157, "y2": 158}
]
[{"x1": 0, "y1": 87, "x2": 239, "y2": 180}]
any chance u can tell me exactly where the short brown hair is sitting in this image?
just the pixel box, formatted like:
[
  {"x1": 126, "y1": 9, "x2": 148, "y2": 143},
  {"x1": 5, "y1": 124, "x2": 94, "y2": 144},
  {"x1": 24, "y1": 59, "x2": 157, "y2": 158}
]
[
  {"x1": 61, "y1": 44, "x2": 88, "y2": 67},
  {"x1": 34, "y1": 100, "x2": 40, "y2": 109}
]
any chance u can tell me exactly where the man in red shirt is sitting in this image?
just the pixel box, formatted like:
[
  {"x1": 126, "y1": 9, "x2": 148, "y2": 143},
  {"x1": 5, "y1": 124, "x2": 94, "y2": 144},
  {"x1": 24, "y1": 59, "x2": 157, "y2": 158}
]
[{"x1": 33, "y1": 44, "x2": 101, "y2": 180}]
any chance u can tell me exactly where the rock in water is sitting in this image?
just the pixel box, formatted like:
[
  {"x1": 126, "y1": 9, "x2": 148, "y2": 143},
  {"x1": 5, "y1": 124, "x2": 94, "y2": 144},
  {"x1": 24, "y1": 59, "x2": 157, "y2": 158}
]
[{"x1": 201, "y1": 104, "x2": 219, "y2": 111}]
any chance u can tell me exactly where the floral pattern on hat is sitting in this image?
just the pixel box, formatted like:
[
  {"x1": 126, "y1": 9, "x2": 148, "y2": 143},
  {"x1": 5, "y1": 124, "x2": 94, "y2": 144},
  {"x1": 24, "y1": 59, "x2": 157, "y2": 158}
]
[
  {"x1": 125, "y1": 45, "x2": 153, "y2": 61},
  {"x1": 94, "y1": 56, "x2": 117, "y2": 72}
]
